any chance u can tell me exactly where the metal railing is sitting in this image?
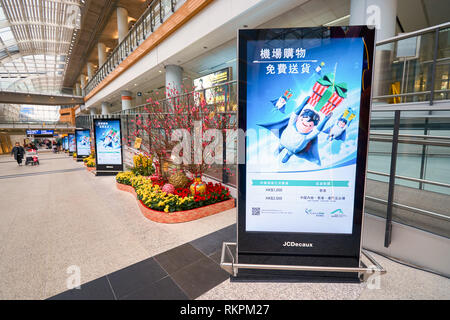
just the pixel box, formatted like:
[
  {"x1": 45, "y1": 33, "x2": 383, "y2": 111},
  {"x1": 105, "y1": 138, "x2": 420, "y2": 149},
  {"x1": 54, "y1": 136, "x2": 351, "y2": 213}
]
[
  {"x1": 84, "y1": 0, "x2": 185, "y2": 96},
  {"x1": 372, "y1": 22, "x2": 450, "y2": 106}
]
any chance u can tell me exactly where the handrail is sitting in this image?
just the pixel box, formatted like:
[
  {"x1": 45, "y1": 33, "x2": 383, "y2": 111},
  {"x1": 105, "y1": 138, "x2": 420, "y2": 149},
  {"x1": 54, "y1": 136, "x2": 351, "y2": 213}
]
[
  {"x1": 365, "y1": 196, "x2": 450, "y2": 222},
  {"x1": 376, "y1": 22, "x2": 450, "y2": 46},
  {"x1": 85, "y1": 0, "x2": 185, "y2": 95},
  {"x1": 368, "y1": 170, "x2": 450, "y2": 188},
  {"x1": 112, "y1": 80, "x2": 238, "y2": 114}
]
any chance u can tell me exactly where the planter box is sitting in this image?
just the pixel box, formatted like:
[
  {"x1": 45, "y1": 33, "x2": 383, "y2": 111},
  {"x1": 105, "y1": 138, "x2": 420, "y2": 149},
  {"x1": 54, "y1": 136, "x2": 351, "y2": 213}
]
[
  {"x1": 87, "y1": 167, "x2": 95, "y2": 172},
  {"x1": 116, "y1": 182, "x2": 235, "y2": 224},
  {"x1": 116, "y1": 182, "x2": 137, "y2": 198},
  {"x1": 137, "y1": 198, "x2": 235, "y2": 224}
]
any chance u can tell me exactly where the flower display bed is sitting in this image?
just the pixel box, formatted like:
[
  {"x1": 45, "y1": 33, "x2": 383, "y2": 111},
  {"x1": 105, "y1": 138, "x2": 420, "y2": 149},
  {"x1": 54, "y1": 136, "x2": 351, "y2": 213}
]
[
  {"x1": 115, "y1": 174, "x2": 235, "y2": 224},
  {"x1": 137, "y1": 197, "x2": 235, "y2": 224}
]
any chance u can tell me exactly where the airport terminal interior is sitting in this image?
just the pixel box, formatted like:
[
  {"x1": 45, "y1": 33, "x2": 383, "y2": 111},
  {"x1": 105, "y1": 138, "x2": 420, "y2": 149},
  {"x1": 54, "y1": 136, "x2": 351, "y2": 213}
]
[{"x1": 0, "y1": 0, "x2": 449, "y2": 301}]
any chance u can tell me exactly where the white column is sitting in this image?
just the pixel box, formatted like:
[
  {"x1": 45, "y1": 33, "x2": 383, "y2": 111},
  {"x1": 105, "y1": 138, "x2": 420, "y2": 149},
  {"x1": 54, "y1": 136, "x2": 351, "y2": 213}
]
[
  {"x1": 101, "y1": 102, "x2": 111, "y2": 115},
  {"x1": 121, "y1": 90, "x2": 132, "y2": 110},
  {"x1": 117, "y1": 7, "x2": 129, "y2": 44},
  {"x1": 75, "y1": 83, "x2": 81, "y2": 96},
  {"x1": 165, "y1": 65, "x2": 183, "y2": 98},
  {"x1": 80, "y1": 74, "x2": 86, "y2": 96},
  {"x1": 89, "y1": 107, "x2": 98, "y2": 115},
  {"x1": 350, "y1": 0, "x2": 397, "y2": 43},
  {"x1": 87, "y1": 63, "x2": 94, "y2": 80},
  {"x1": 351, "y1": 0, "x2": 398, "y2": 97},
  {"x1": 98, "y1": 42, "x2": 107, "y2": 67}
]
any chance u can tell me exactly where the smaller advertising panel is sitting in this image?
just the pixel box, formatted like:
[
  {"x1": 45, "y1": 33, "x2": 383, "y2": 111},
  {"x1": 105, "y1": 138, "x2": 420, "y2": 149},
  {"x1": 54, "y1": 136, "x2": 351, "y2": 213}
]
[
  {"x1": 194, "y1": 67, "x2": 230, "y2": 106},
  {"x1": 93, "y1": 118, "x2": 123, "y2": 171},
  {"x1": 68, "y1": 133, "x2": 76, "y2": 153},
  {"x1": 75, "y1": 129, "x2": 91, "y2": 157},
  {"x1": 63, "y1": 136, "x2": 68, "y2": 151}
]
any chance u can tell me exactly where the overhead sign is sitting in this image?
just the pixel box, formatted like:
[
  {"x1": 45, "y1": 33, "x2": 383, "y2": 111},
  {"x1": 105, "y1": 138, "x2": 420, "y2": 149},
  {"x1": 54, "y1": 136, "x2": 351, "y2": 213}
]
[
  {"x1": 93, "y1": 118, "x2": 123, "y2": 172},
  {"x1": 26, "y1": 129, "x2": 54, "y2": 135},
  {"x1": 237, "y1": 26, "x2": 375, "y2": 281}
]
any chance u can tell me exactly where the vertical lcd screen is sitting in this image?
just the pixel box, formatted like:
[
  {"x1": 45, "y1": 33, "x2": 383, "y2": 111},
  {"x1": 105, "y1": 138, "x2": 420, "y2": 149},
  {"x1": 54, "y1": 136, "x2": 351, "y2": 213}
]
[
  {"x1": 245, "y1": 37, "x2": 365, "y2": 234},
  {"x1": 75, "y1": 130, "x2": 91, "y2": 156},
  {"x1": 68, "y1": 134, "x2": 76, "y2": 153},
  {"x1": 94, "y1": 119, "x2": 122, "y2": 165}
]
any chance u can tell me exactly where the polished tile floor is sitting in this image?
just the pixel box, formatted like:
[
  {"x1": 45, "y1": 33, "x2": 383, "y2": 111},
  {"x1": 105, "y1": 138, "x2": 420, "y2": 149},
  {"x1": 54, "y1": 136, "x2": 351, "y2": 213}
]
[{"x1": 0, "y1": 151, "x2": 449, "y2": 300}]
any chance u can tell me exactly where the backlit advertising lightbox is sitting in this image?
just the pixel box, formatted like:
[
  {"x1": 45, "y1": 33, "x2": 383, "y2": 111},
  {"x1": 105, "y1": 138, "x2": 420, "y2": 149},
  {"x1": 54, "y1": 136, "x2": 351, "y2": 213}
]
[
  {"x1": 68, "y1": 133, "x2": 76, "y2": 153},
  {"x1": 63, "y1": 136, "x2": 68, "y2": 151},
  {"x1": 237, "y1": 26, "x2": 375, "y2": 280},
  {"x1": 93, "y1": 118, "x2": 123, "y2": 171},
  {"x1": 75, "y1": 129, "x2": 91, "y2": 158}
]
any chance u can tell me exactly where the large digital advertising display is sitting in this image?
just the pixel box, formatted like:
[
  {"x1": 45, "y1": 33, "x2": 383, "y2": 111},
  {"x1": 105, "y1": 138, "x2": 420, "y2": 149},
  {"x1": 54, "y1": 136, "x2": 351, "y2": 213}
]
[
  {"x1": 75, "y1": 129, "x2": 91, "y2": 157},
  {"x1": 68, "y1": 133, "x2": 76, "y2": 153},
  {"x1": 237, "y1": 27, "x2": 375, "y2": 273},
  {"x1": 93, "y1": 118, "x2": 123, "y2": 171},
  {"x1": 63, "y1": 136, "x2": 68, "y2": 151}
]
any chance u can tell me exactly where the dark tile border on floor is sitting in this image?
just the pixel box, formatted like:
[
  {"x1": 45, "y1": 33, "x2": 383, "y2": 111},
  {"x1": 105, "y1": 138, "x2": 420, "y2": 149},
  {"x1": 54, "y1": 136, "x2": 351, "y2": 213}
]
[{"x1": 47, "y1": 224, "x2": 237, "y2": 300}]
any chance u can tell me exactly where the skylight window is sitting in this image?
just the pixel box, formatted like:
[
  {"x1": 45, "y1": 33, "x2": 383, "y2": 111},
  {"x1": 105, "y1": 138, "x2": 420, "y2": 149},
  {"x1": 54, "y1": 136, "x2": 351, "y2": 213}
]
[{"x1": 0, "y1": 0, "x2": 81, "y2": 94}]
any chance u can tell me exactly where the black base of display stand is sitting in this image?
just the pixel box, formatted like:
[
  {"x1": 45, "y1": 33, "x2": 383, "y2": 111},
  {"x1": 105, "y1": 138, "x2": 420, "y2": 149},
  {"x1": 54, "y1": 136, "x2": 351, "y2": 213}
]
[
  {"x1": 230, "y1": 270, "x2": 361, "y2": 283},
  {"x1": 94, "y1": 170, "x2": 120, "y2": 176},
  {"x1": 221, "y1": 242, "x2": 385, "y2": 283}
]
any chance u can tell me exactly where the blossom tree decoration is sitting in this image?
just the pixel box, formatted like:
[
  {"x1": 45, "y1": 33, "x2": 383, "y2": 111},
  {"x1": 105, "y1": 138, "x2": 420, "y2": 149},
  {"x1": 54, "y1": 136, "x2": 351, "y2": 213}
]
[{"x1": 130, "y1": 83, "x2": 236, "y2": 179}]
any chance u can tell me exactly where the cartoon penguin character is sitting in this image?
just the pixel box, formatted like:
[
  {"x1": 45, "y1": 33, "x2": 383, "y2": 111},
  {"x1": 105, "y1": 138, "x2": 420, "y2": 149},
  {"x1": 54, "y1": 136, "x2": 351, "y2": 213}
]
[
  {"x1": 324, "y1": 108, "x2": 356, "y2": 141},
  {"x1": 270, "y1": 89, "x2": 293, "y2": 113}
]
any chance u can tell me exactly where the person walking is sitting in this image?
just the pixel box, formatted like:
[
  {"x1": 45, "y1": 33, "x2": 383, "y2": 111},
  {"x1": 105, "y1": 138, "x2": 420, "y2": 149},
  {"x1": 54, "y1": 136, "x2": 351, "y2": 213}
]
[{"x1": 11, "y1": 142, "x2": 25, "y2": 166}]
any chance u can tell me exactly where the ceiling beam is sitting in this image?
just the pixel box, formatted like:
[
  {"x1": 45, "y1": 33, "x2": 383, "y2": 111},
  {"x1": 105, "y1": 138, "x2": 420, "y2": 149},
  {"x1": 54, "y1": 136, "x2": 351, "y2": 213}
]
[{"x1": 0, "y1": 91, "x2": 84, "y2": 105}]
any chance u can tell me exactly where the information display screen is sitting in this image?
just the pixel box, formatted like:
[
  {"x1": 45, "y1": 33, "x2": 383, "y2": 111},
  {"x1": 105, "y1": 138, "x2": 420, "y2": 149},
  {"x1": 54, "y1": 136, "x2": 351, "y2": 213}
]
[
  {"x1": 244, "y1": 33, "x2": 367, "y2": 235},
  {"x1": 68, "y1": 133, "x2": 76, "y2": 153},
  {"x1": 26, "y1": 129, "x2": 54, "y2": 135},
  {"x1": 94, "y1": 119, "x2": 122, "y2": 165},
  {"x1": 75, "y1": 129, "x2": 91, "y2": 156}
]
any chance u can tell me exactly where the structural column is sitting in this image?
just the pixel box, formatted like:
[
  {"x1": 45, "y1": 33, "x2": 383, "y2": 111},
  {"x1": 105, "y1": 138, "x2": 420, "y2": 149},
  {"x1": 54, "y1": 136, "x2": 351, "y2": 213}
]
[
  {"x1": 75, "y1": 83, "x2": 81, "y2": 96},
  {"x1": 121, "y1": 90, "x2": 133, "y2": 111},
  {"x1": 98, "y1": 42, "x2": 107, "y2": 67},
  {"x1": 165, "y1": 65, "x2": 183, "y2": 97},
  {"x1": 87, "y1": 62, "x2": 94, "y2": 80},
  {"x1": 117, "y1": 7, "x2": 129, "y2": 44},
  {"x1": 80, "y1": 74, "x2": 86, "y2": 96},
  {"x1": 101, "y1": 102, "x2": 111, "y2": 115},
  {"x1": 350, "y1": 0, "x2": 397, "y2": 43},
  {"x1": 89, "y1": 107, "x2": 98, "y2": 115},
  {"x1": 350, "y1": 0, "x2": 397, "y2": 97}
]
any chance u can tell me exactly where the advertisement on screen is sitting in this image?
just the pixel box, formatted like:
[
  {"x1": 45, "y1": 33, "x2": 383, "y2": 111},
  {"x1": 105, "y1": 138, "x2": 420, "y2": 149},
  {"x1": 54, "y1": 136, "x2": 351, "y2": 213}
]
[
  {"x1": 63, "y1": 136, "x2": 68, "y2": 150},
  {"x1": 75, "y1": 130, "x2": 91, "y2": 157},
  {"x1": 193, "y1": 67, "x2": 230, "y2": 106},
  {"x1": 68, "y1": 134, "x2": 76, "y2": 153},
  {"x1": 245, "y1": 37, "x2": 365, "y2": 235},
  {"x1": 94, "y1": 119, "x2": 122, "y2": 165}
]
